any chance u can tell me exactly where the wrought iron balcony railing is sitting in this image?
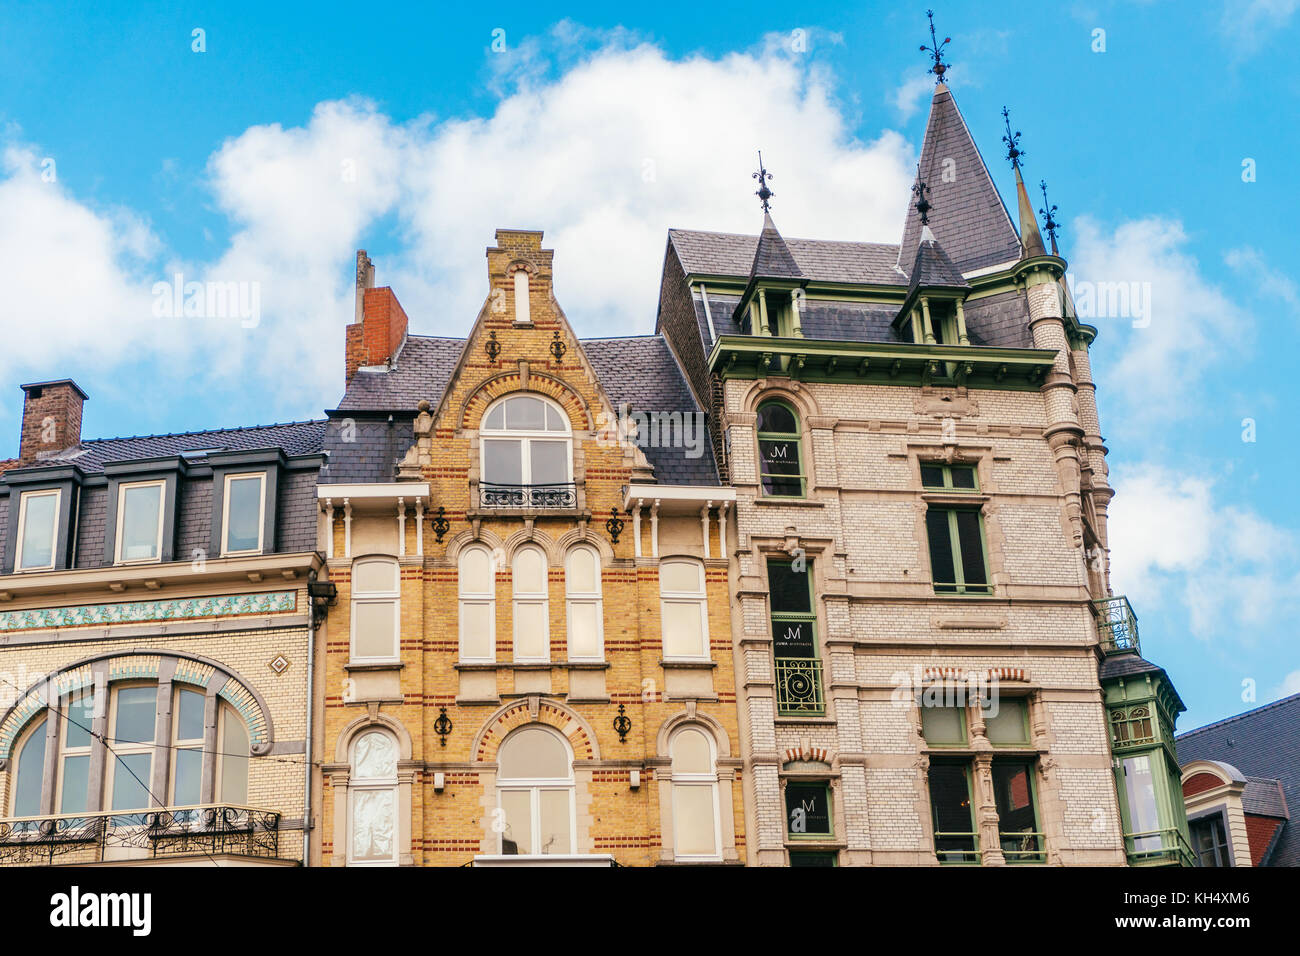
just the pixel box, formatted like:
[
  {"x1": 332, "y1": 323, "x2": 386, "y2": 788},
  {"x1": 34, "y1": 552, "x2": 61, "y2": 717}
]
[
  {"x1": 479, "y1": 482, "x2": 577, "y2": 510},
  {"x1": 775, "y1": 658, "x2": 825, "y2": 716},
  {"x1": 0, "y1": 804, "x2": 281, "y2": 866},
  {"x1": 1092, "y1": 595, "x2": 1140, "y2": 656},
  {"x1": 1000, "y1": 830, "x2": 1047, "y2": 864},
  {"x1": 1124, "y1": 826, "x2": 1195, "y2": 867}
]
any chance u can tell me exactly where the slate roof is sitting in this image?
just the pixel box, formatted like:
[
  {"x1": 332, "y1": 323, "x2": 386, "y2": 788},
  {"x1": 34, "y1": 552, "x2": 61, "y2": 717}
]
[
  {"x1": 22, "y1": 420, "x2": 327, "y2": 474},
  {"x1": 337, "y1": 336, "x2": 465, "y2": 411},
  {"x1": 669, "y1": 229, "x2": 904, "y2": 286},
  {"x1": 750, "y1": 214, "x2": 803, "y2": 280},
  {"x1": 1098, "y1": 651, "x2": 1167, "y2": 681},
  {"x1": 897, "y1": 84, "x2": 1023, "y2": 275},
  {"x1": 907, "y1": 229, "x2": 970, "y2": 294},
  {"x1": 1177, "y1": 692, "x2": 1300, "y2": 866}
]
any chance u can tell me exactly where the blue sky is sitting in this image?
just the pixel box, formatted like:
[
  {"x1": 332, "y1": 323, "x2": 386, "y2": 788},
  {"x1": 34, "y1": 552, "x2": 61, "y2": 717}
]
[{"x1": 1, "y1": 0, "x2": 1296, "y2": 727}]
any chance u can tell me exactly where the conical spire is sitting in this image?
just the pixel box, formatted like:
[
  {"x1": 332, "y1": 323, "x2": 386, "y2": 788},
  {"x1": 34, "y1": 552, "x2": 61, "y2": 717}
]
[
  {"x1": 1013, "y1": 166, "x2": 1046, "y2": 259},
  {"x1": 907, "y1": 178, "x2": 968, "y2": 294},
  {"x1": 750, "y1": 212, "x2": 802, "y2": 280}
]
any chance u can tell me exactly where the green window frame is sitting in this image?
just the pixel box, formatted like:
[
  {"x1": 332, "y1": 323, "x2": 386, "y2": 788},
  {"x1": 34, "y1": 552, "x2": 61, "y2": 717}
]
[
  {"x1": 768, "y1": 558, "x2": 823, "y2": 716},
  {"x1": 992, "y1": 757, "x2": 1046, "y2": 864},
  {"x1": 929, "y1": 760, "x2": 978, "y2": 864},
  {"x1": 756, "y1": 401, "x2": 805, "y2": 498},
  {"x1": 788, "y1": 850, "x2": 838, "y2": 866},
  {"x1": 926, "y1": 506, "x2": 991, "y2": 594},
  {"x1": 920, "y1": 462, "x2": 979, "y2": 492},
  {"x1": 784, "y1": 781, "x2": 833, "y2": 838},
  {"x1": 920, "y1": 703, "x2": 968, "y2": 747},
  {"x1": 982, "y1": 697, "x2": 1030, "y2": 746}
]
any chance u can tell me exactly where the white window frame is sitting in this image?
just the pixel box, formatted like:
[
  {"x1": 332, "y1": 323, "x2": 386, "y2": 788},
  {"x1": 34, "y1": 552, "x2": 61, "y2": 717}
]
[
  {"x1": 114, "y1": 479, "x2": 166, "y2": 565},
  {"x1": 168, "y1": 686, "x2": 205, "y2": 809},
  {"x1": 104, "y1": 682, "x2": 158, "y2": 813},
  {"x1": 458, "y1": 545, "x2": 497, "y2": 663},
  {"x1": 659, "y1": 558, "x2": 710, "y2": 662},
  {"x1": 669, "y1": 725, "x2": 723, "y2": 863},
  {"x1": 55, "y1": 687, "x2": 94, "y2": 816},
  {"x1": 220, "y1": 472, "x2": 266, "y2": 556},
  {"x1": 347, "y1": 729, "x2": 399, "y2": 867},
  {"x1": 479, "y1": 394, "x2": 572, "y2": 488},
  {"x1": 513, "y1": 269, "x2": 531, "y2": 326},
  {"x1": 512, "y1": 545, "x2": 551, "y2": 664},
  {"x1": 350, "y1": 557, "x2": 401, "y2": 664},
  {"x1": 15, "y1": 488, "x2": 60, "y2": 572},
  {"x1": 565, "y1": 545, "x2": 604, "y2": 662},
  {"x1": 216, "y1": 701, "x2": 250, "y2": 806},
  {"x1": 496, "y1": 726, "x2": 576, "y2": 856}
]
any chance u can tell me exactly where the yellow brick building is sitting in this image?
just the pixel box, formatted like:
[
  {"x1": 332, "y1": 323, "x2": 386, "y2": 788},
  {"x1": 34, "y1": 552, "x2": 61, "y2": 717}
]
[{"x1": 314, "y1": 231, "x2": 743, "y2": 866}]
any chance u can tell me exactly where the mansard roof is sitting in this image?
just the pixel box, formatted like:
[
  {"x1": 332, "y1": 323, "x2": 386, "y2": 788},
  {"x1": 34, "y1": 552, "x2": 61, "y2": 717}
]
[
  {"x1": 668, "y1": 229, "x2": 904, "y2": 286},
  {"x1": 907, "y1": 227, "x2": 970, "y2": 294}
]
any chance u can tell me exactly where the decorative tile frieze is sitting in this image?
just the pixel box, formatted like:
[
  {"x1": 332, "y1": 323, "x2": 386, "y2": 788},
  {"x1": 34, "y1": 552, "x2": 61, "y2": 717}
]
[{"x1": 0, "y1": 590, "x2": 297, "y2": 634}]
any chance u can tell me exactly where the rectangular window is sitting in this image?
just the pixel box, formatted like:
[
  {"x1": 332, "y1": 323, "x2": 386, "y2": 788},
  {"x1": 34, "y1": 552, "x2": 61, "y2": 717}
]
[
  {"x1": 920, "y1": 462, "x2": 978, "y2": 491},
  {"x1": 992, "y1": 758, "x2": 1044, "y2": 863},
  {"x1": 222, "y1": 473, "x2": 265, "y2": 555},
  {"x1": 351, "y1": 558, "x2": 400, "y2": 663},
  {"x1": 920, "y1": 704, "x2": 967, "y2": 746},
  {"x1": 1190, "y1": 814, "x2": 1230, "y2": 867},
  {"x1": 660, "y1": 560, "x2": 709, "y2": 661},
  {"x1": 785, "y1": 782, "x2": 833, "y2": 837},
  {"x1": 789, "y1": 850, "x2": 838, "y2": 866},
  {"x1": 1120, "y1": 753, "x2": 1164, "y2": 854},
  {"x1": 16, "y1": 489, "x2": 60, "y2": 571},
  {"x1": 115, "y1": 481, "x2": 165, "y2": 563},
  {"x1": 926, "y1": 507, "x2": 990, "y2": 594},
  {"x1": 769, "y1": 559, "x2": 823, "y2": 716},
  {"x1": 982, "y1": 697, "x2": 1029, "y2": 746},
  {"x1": 929, "y1": 760, "x2": 978, "y2": 864}
]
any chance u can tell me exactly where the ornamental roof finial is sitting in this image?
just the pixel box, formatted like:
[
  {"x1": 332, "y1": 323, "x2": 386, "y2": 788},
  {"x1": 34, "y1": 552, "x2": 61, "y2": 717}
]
[
  {"x1": 1001, "y1": 106, "x2": 1025, "y2": 169},
  {"x1": 920, "y1": 10, "x2": 951, "y2": 84},
  {"x1": 752, "y1": 150, "x2": 773, "y2": 213}
]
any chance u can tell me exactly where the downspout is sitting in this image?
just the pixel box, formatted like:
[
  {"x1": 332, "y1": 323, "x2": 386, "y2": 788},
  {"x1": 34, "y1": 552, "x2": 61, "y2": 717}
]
[{"x1": 304, "y1": 567, "x2": 319, "y2": 866}]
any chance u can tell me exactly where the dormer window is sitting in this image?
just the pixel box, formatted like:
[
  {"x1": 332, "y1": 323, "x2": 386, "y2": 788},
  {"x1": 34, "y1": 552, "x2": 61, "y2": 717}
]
[
  {"x1": 222, "y1": 473, "x2": 266, "y2": 555},
  {"x1": 480, "y1": 394, "x2": 573, "y2": 509},
  {"x1": 115, "y1": 480, "x2": 165, "y2": 564},
  {"x1": 15, "y1": 489, "x2": 60, "y2": 571}
]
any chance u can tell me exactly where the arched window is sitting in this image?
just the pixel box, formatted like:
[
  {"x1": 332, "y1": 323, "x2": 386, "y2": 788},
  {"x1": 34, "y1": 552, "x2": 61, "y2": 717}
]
[
  {"x1": 512, "y1": 545, "x2": 550, "y2": 663},
  {"x1": 497, "y1": 726, "x2": 574, "y2": 856},
  {"x1": 565, "y1": 545, "x2": 603, "y2": 662},
  {"x1": 659, "y1": 558, "x2": 709, "y2": 661},
  {"x1": 458, "y1": 545, "x2": 497, "y2": 663},
  {"x1": 351, "y1": 556, "x2": 400, "y2": 663},
  {"x1": 6, "y1": 680, "x2": 249, "y2": 818},
  {"x1": 480, "y1": 395, "x2": 572, "y2": 507},
  {"x1": 670, "y1": 726, "x2": 721, "y2": 861},
  {"x1": 513, "y1": 269, "x2": 531, "y2": 326},
  {"x1": 756, "y1": 400, "x2": 805, "y2": 498},
  {"x1": 348, "y1": 730, "x2": 398, "y2": 866}
]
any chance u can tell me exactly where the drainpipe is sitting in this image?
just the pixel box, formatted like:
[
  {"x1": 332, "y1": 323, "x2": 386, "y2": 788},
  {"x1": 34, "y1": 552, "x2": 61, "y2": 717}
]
[{"x1": 304, "y1": 569, "x2": 319, "y2": 866}]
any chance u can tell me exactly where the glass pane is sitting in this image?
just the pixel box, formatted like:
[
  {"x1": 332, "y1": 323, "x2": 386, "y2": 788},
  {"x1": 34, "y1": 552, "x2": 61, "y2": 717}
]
[
  {"x1": 173, "y1": 748, "x2": 202, "y2": 805},
  {"x1": 785, "y1": 782, "x2": 832, "y2": 835},
  {"x1": 567, "y1": 602, "x2": 601, "y2": 658},
  {"x1": 60, "y1": 754, "x2": 90, "y2": 814},
  {"x1": 499, "y1": 727, "x2": 569, "y2": 780},
  {"x1": 120, "y1": 483, "x2": 162, "y2": 560},
  {"x1": 483, "y1": 439, "x2": 523, "y2": 485},
  {"x1": 672, "y1": 728, "x2": 712, "y2": 774},
  {"x1": 768, "y1": 560, "x2": 811, "y2": 614},
  {"x1": 660, "y1": 560, "x2": 701, "y2": 594},
  {"x1": 772, "y1": 617, "x2": 815, "y2": 658},
  {"x1": 114, "y1": 686, "x2": 157, "y2": 744},
  {"x1": 484, "y1": 403, "x2": 505, "y2": 430},
  {"x1": 513, "y1": 602, "x2": 549, "y2": 659},
  {"x1": 529, "y1": 440, "x2": 568, "y2": 484},
  {"x1": 498, "y1": 790, "x2": 532, "y2": 854},
  {"x1": 756, "y1": 403, "x2": 798, "y2": 434},
  {"x1": 354, "y1": 601, "x2": 397, "y2": 658},
  {"x1": 1122, "y1": 755, "x2": 1162, "y2": 850},
  {"x1": 951, "y1": 466, "x2": 977, "y2": 489},
  {"x1": 13, "y1": 720, "x2": 46, "y2": 816},
  {"x1": 175, "y1": 688, "x2": 205, "y2": 742},
  {"x1": 459, "y1": 548, "x2": 494, "y2": 593},
  {"x1": 790, "y1": 851, "x2": 837, "y2": 866},
  {"x1": 64, "y1": 691, "x2": 95, "y2": 748},
  {"x1": 460, "y1": 602, "x2": 495, "y2": 660},
  {"x1": 758, "y1": 440, "x2": 802, "y2": 496},
  {"x1": 504, "y1": 396, "x2": 545, "y2": 430},
  {"x1": 225, "y1": 476, "x2": 262, "y2": 552},
  {"x1": 955, "y1": 511, "x2": 988, "y2": 588},
  {"x1": 220, "y1": 711, "x2": 250, "y2": 804},
  {"x1": 351, "y1": 789, "x2": 395, "y2": 862},
  {"x1": 513, "y1": 548, "x2": 546, "y2": 592},
  {"x1": 353, "y1": 731, "x2": 397, "y2": 780},
  {"x1": 929, "y1": 762, "x2": 976, "y2": 860},
  {"x1": 353, "y1": 558, "x2": 397, "y2": 594},
  {"x1": 662, "y1": 601, "x2": 704, "y2": 657},
  {"x1": 566, "y1": 547, "x2": 598, "y2": 593},
  {"x1": 544, "y1": 403, "x2": 566, "y2": 431},
  {"x1": 538, "y1": 789, "x2": 572, "y2": 855},
  {"x1": 110, "y1": 752, "x2": 153, "y2": 811},
  {"x1": 926, "y1": 510, "x2": 957, "y2": 590},
  {"x1": 983, "y1": 698, "x2": 1028, "y2": 744},
  {"x1": 920, "y1": 464, "x2": 945, "y2": 488},
  {"x1": 991, "y1": 760, "x2": 1038, "y2": 834},
  {"x1": 18, "y1": 492, "x2": 57, "y2": 569},
  {"x1": 921, "y1": 705, "x2": 966, "y2": 745},
  {"x1": 673, "y1": 784, "x2": 717, "y2": 856}
]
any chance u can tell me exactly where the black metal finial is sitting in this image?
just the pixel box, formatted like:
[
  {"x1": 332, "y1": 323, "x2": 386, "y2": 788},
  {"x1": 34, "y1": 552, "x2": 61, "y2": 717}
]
[
  {"x1": 1001, "y1": 106, "x2": 1024, "y2": 169},
  {"x1": 920, "y1": 10, "x2": 951, "y2": 83},
  {"x1": 1038, "y1": 180, "x2": 1060, "y2": 249},
  {"x1": 912, "y1": 177, "x2": 932, "y2": 226},
  {"x1": 613, "y1": 704, "x2": 632, "y2": 743},
  {"x1": 752, "y1": 150, "x2": 774, "y2": 212}
]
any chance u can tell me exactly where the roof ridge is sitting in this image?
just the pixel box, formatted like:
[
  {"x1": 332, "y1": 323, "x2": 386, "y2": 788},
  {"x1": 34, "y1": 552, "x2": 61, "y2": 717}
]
[
  {"x1": 81, "y1": 418, "x2": 328, "y2": 446},
  {"x1": 1177, "y1": 691, "x2": 1300, "y2": 740},
  {"x1": 670, "y1": 227, "x2": 900, "y2": 251},
  {"x1": 580, "y1": 334, "x2": 663, "y2": 342}
]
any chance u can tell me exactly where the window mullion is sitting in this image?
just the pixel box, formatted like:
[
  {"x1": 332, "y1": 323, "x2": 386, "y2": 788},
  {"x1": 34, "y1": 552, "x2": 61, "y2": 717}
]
[{"x1": 947, "y1": 509, "x2": 966, "y2": 591}]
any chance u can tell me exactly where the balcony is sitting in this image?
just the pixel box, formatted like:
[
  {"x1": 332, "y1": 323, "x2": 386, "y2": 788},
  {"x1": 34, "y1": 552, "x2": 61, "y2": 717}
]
[
  {"x1": 775, "y1": 658, "x2": 825, "y2": 716},
  {"x1": 479, "y1": 482, "x2": 577, "y2": 510},
  {"x1": 1092, "y1": 595, "x2": 1140, "y2": 656},
  {"x1": 0, "y1": 805, "x2": 281, "y2": 866},
  {"x1": 934, "y1": 831, "x2": 980, "y2": 865},
  {"x1": 1124, "y1": 827, "x2": 1195, "y2": 867},
  {"x1": 1000, "y1": 830, "x2": 1047, "y2": 864}
]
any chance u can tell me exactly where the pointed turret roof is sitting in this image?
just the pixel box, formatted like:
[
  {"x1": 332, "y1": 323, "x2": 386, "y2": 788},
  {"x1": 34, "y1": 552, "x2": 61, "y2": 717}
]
[
  {"x1": 898, "y1": 83, "x2": 1022, "y2": 275},
  {"x1": 907, "y1": 224, "x2": 969, "y2": 294},
  {"x1": 749, "y1": 212, "x2": 803, "y2": 280},
  {"x1": 1013, "y1": 166, "x2": 1046, "y2": 259}
]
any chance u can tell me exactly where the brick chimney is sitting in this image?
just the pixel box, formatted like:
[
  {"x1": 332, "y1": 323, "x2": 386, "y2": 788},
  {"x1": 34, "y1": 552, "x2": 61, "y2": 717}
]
[
  {"x1": 345, "y1": 250, "x2": 409, "y2": 384},
  {"x1": 18, "y1": 379, "x2": 88, "y2": 463}
]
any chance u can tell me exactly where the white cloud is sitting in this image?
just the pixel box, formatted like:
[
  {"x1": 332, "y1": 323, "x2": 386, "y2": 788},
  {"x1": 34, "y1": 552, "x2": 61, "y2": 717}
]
[
  {"x1": 1221, "y1": 0, "x2": 1300, "y2": 53},
  {"x1": 1277, "y1": 669, "x2": 1300, "y2": 698},
  {"x1": 1108, "y1": 463, "x2": 1298, "y2": 640},
  {"x1": 1225, "y1": 246, "x2": 1299, "y2": 311},
  {"x1": 892, "y1": 72, "x2": 935, "y2": 120}
]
